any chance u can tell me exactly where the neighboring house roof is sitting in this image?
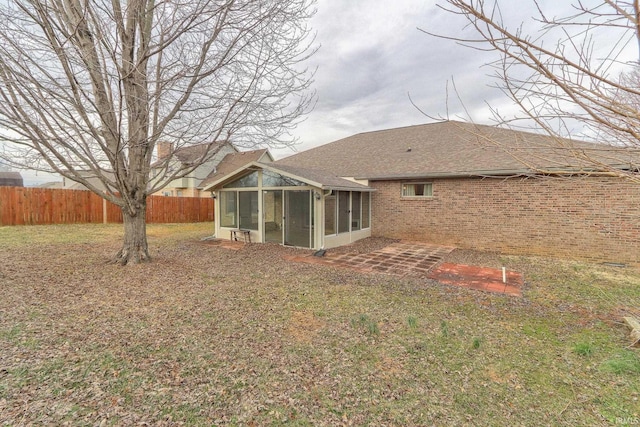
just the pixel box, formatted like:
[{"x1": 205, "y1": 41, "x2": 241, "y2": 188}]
[
  {"x1": 202, "y1": 161, "x2": 372, "y2": 192},
  {"x1": 151, "y1": 140, "x2": 233, "y2": 168},
  {"x1": 38, "y1": 181, "x2": 64, "y2": 189},
  {"x1": 199, "y1": 148, "x2": 273, "y2": 189},
  {"x1": 275, "y1": 120, "x2": 639, "y2": 180},
  {"x1": 62, "y1": 171, "x2": 115, "y2": 192},
  {"x1": 63, "y1": 180, "x2": 90, "y2": 190},
  {"x1": 0, "y1": 171, "x2": 23, "y2": 187}
]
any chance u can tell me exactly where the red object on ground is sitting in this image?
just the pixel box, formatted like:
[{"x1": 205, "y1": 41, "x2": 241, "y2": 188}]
[{"x1": 427, "y1": 263, "x2": 523, "y2": 296}]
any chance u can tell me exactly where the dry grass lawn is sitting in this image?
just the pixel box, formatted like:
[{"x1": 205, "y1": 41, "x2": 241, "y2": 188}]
[{"x1": 1, "y1": 223, "x2": 639, "y2": 426}]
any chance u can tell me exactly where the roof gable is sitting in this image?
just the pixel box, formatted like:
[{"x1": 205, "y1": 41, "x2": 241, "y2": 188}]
[
  {"x1": 199, "y1": 149, "x2": 272, "y2": 189},
  {"x1": 174, "y1": 141, "x2": 233, "y2": 165},
  {"x1": 151, "y1": 140, "x2": 233, "y2": 168},
  {"x1": 263, "y1": 163, "x2": 372, "y2": 191},
  {"x1": 202, "y1": 161, "x2": 372, "y2": 192}
]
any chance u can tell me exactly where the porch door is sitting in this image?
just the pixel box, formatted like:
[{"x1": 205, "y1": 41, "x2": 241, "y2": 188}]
[
  {"x1": 284, "y1": 190, "x2": 313, "y2": 248},
  {"x1": 263, "y1": 190, "x2": 283, "y2": 244}
]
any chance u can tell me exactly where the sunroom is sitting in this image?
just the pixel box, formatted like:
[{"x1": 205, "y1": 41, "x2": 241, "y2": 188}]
[{"x1": 202, "y1": 162, "x2": 374, "y2": 249}]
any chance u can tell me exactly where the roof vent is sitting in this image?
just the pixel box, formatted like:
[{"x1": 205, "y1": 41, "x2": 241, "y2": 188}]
[{"x1": 406, "y1": 147, "x2": 412, "y2": 152}]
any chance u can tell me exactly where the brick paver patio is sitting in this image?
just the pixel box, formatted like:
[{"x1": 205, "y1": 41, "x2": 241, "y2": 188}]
[
  {"x1": 288, "y1": 241, "x2": 523, "y2": 296},
  {"x1": 307, "y1": 241, "x2": 455, "y2": 276}
]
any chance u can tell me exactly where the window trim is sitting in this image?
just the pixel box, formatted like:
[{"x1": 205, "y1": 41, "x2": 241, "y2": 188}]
[
  {"x1": 361, "y1": 192, "x2": 370, "y2": 229},
  {"x1": 401, "y1": 182, "x2": 433, "y2": 198},
  {"x1": 219, "y1": 189, "x2": 260, "y2": 230}
]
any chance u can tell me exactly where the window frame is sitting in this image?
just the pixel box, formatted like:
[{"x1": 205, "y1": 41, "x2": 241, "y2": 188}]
[
  {"x1": 401, "y1": 182, "x2": 433, "y2": 198},
  {"x1": 219, "y1": 190, "x2": 238, "y2": 228},
  {"x1": 238, "y1": 191, "x2": 259, "y2": 230},
  {"x1": 218, "y1": 189, "x2": 259, "y2": 230},
  {"x1": 361, "y1": 192, "x2": 370, "y2": 229},
  {"x1": 324, "y1": 194, "x2": 337, "y2": 236}
]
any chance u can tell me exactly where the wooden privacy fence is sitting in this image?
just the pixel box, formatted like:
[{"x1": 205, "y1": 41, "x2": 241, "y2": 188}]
[{"x1": 0, "y1": 186, "x2": 214, "y2": 226}]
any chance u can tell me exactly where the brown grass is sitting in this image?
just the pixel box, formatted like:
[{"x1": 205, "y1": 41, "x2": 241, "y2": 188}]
[{"x1": 1, "y1": 223, "x2": 639, "y2": 425}]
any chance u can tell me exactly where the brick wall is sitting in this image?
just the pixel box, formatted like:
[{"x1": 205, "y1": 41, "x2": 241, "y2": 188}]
[{"x1": 371, "y1": 176, "x2": 640, "y2": 264}]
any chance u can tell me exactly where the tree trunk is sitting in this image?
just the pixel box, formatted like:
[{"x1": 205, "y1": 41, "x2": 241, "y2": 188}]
[{"x1": 112, "y1": 204, "x2": 151, "y2": 265}]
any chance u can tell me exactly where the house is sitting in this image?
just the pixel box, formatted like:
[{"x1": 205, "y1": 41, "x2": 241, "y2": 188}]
[
  {"x1": 60, "y1": 171, "x2": 114, "y2": 192},
  {"x1": 152, "y1": 141, "x2": 237, "y2": 197},
  {"x1": 204, "y1": 121, "x2": 640, "y2": 264},
  {"x1": 0, "y1": 171, "x2": 23, "y2": 187},
  {"x1": 38, "y1": 181, "x2": 64, "y2": 189},
  {"x1": 36, "y1": 170, "x2": 115, "y2": 192},
  {"x1": 33, "y1": 142, "x2": 257, "y2": 197}
]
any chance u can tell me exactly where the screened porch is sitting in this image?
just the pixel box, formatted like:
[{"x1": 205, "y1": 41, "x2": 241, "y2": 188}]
[{"x1": 206, "y1": 162, "x2": 374, "y2": 250}]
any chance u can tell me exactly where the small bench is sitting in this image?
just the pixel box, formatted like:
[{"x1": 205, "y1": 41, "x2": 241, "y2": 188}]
[{"x1": 230, "y1": 229, "x2": 251, "y2": 243}]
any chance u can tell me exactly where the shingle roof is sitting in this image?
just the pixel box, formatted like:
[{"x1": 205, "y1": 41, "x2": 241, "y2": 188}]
[
  {"x1": 264, "y1": 163, "x2": 372, "y2": 191},
  {"x1": 151, "y1": 141, "x2": 229, "y2": 168},
  {"x1": 0, "y1": 171, "x2": 23, "y2": 187},
  {"x1": 199, "y1": 149, "x2": 271, "y2": 189},
  {"x1": 275, "y1": 121, "x2": 638, "y2": 179}
]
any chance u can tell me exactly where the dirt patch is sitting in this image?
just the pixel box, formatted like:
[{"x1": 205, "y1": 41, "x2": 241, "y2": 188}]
[
  {"x1": 375, "y1": 356, "x2": 405, "y2": 378},
  {"x1": 287, "y1": 311, "x2": 326, "y2": 344},
  {"x1": 428, "y1": 263, "x2": 523, "y2": 296}
]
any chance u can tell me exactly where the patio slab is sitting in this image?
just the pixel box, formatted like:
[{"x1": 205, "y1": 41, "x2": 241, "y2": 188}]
[
  {"x1": 288, "y1": 241, "x2": 523, "y2": 296},
  {"x1": 290, "y1": 241, "x2": 455, "y2": 277}
]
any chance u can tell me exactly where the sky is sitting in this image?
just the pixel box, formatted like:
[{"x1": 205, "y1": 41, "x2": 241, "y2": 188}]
[
  {"x1": 277, "y1": 0, "x2": 538, "y2": 158},
  {"x1": 17, "y1": 0, "x2": 637, "y2": 185},
  {"x1": 277, "y1": 0, "x2": 637, "y2": 158},
  {"x1": 278, "y1": 0, "x2": 476, "y2": 158}
]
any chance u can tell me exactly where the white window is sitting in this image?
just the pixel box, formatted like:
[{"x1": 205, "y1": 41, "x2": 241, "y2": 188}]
[
  {"x1": 219, "y1": 190, "x2": 259, "y2": 230},
  {"x1": 220, "y1": 191, "x2": 237, "y2": 228},
  {"x1": 402, "y1": 183, "x2": 433, "y2": 197}
]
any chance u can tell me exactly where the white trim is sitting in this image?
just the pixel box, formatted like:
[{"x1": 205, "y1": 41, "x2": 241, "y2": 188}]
[
  {"x1": 213, "y1": 172, "x2": 372, "y2": 250},
  {"x1": 202, "y1": 161, "x2": 373, "y2": 192}
]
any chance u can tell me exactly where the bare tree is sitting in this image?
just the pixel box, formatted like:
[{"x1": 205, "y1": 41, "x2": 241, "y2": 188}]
[
  {"x1": 423, "y1": 0, "x2": 640, "y2": 181},
  {"x1": 0, "y1": 0, "x2": 316, "y2": 264}
]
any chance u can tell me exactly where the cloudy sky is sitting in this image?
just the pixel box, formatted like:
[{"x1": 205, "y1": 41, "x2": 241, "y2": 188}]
[
  {"x1": 277, "y1": 0, "x2": 528, "y2": 158},
  {"x1": 277, "y1": 0, "x2": 637, "y2": 158},
  {"x1": 18, "y1": 0, "x2": 636, "y2": 185}
]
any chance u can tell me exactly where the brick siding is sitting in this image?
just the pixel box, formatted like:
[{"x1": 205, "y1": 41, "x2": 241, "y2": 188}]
[{"x1": 371, "y1": 176, "x2": 640, "y2": 264}]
